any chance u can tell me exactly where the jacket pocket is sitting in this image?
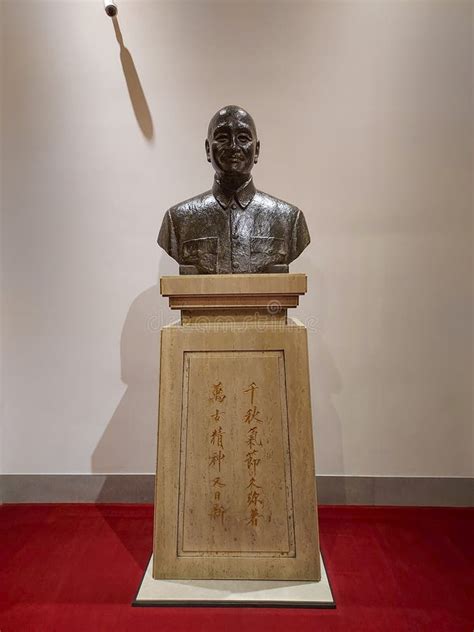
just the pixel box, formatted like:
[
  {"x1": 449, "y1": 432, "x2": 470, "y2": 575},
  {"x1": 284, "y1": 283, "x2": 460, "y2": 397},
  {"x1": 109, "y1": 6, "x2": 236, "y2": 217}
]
[
  {"x1": 250, "y1": 236, "x2": 287, "y2": 271},
  {"x1": 182, "y1": 237, "x2": 218, "y2": 274}
]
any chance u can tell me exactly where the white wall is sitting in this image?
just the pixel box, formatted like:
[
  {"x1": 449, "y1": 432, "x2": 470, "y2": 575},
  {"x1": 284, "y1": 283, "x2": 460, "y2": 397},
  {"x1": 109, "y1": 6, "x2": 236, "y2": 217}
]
[{"x1": 1, "y1": 0, "x2": 472, "y2": 477}]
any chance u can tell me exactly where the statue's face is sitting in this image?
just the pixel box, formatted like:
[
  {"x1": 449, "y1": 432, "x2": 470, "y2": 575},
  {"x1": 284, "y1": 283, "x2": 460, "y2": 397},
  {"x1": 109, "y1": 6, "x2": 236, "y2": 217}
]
[{"x1": 206, "y1": 109, "x2": 260, "y2": 178}]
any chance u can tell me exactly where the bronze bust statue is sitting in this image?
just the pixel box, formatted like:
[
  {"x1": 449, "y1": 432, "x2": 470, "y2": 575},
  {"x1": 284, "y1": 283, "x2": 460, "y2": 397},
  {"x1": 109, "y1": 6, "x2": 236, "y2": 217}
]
[{"x1": 158, "y1": 105, "x2": 310, "y2": 274}]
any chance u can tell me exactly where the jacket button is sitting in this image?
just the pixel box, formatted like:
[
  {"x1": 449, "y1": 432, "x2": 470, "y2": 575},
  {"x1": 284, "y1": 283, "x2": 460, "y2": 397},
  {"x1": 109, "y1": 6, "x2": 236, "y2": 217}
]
[{"x1": 231, "y1": 203, "x2": 237, "y2": 210}]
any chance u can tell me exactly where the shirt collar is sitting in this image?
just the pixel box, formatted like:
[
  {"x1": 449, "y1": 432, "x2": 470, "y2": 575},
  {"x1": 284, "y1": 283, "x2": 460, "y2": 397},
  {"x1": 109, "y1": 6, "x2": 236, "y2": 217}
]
[{"x1": 212, "y1": 177, "x2": 256, "y2": 209}]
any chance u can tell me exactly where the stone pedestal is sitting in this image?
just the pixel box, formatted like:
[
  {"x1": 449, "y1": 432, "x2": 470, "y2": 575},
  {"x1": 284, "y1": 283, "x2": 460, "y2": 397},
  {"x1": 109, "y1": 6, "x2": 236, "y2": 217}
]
[{"x1": 153, "y1": 273, "x2": 320, "y2": 581}]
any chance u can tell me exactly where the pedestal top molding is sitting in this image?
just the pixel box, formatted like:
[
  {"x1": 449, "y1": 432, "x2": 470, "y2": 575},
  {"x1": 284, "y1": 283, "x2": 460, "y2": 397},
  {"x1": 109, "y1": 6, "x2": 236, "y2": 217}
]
[
  {"x1": 160, "y1": 273, "x2": 307, "y2": 296},
  {"x1": 160, "y1": 273, "x2": 308, "y2": 314}
]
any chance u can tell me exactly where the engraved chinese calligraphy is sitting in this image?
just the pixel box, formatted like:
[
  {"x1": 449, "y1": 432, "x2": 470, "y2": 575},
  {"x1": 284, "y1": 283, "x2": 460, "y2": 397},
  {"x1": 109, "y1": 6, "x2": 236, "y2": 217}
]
[
  {"x1": 178, "y1": 351, "x2": 296, "y2": 557},
  {"x1": 242, "y1": 383, "x2": 265, "y2": 527},
  {"x1": 209, "y1": 382, "x2": 227, "y2": 523}
]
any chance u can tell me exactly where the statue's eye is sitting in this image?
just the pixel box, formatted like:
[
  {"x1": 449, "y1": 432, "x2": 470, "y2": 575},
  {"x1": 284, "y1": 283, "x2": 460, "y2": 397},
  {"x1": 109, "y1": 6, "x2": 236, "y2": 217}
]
[
  {"x1": 214, "y1": 134, "x2": 229, "y2": 143},
  {"x1": 238, "y1": 134, "x2": 252, "y2": 143}
]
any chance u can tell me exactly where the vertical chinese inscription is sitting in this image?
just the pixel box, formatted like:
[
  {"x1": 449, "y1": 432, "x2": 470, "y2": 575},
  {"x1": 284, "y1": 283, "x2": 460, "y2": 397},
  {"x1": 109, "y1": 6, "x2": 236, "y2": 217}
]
[
  {"x1": 243, "y1": 382, "x2": 265, "y2": 527},
  {"x1": 179, "y1": 351, "x2": 295, "y2": 557},
  {"x1": 208, "y1": 382, "x2": 227, "y2": 524}
]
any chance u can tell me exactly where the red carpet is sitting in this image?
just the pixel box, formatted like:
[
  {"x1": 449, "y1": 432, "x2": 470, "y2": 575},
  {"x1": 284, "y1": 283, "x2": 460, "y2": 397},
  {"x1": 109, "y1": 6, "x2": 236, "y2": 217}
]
[{"x1": 0, "y1": 504, "x2": 472, "y2": 631}]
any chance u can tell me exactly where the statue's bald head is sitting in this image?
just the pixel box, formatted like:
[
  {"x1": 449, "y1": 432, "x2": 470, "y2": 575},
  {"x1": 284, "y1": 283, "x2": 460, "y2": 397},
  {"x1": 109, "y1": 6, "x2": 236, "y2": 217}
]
[
  {"x1": 206, "y1": 105, "x2": 260, "y2": 178},
  {"x1": 207, "y1": 105, "x2": 257, "y2": 139}
]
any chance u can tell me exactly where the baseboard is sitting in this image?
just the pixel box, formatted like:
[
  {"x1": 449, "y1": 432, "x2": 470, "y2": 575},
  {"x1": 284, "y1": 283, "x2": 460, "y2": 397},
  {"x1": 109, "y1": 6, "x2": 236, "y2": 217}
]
[
  {"x1": 1, "y1": 475, "x2": 471, "y2": 506},
  {"x1": 0, "y1": 474, "x2": 155, "y2": 504}
]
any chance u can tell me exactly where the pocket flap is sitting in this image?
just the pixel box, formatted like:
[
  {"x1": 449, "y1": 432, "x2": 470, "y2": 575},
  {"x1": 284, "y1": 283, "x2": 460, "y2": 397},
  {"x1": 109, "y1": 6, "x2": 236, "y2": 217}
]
[
  {"x1": 183, "y1": 237, "x2": 218, "y2": 258},
  {"x1": 250, "y1": 236, "x2": 287, "y2": 258}
]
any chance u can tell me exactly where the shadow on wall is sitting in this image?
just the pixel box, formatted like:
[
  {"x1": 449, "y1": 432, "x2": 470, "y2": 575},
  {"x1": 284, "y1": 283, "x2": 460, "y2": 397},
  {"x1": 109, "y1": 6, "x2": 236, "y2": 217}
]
[
  {"x1": 91, "y1": 256, "x2": 176, "y2": 476},
  {"x1": 306, "y1": 266, "x2": 345, "y2": 493},
  {"x1": 112, "y1": 16, "x2": 154, "y2": 141},
  {"x1": 91, "y1": 284, "x2": 160, "y2": 474},
  {"x1": 91, "y1": 16, "x2": 164, "y2": 477},
  {"x1": 91, "y1": 255, "x2": 345, "y2": 499}
]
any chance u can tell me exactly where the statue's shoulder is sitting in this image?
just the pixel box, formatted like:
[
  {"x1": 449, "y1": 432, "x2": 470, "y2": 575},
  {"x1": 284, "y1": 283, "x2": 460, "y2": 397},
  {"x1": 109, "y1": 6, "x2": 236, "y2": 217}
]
[
  {"x1": 167, "y1": 190, "x2": 214, "y2": 219},
  {"x1": 253, "y1": 189, "x2": 301, "y2": 218}
]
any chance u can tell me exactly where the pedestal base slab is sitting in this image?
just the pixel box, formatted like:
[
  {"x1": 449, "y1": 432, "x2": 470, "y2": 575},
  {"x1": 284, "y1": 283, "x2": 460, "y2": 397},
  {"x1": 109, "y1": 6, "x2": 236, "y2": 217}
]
[{"x1": 133, "y1": 554, "x2": 334, "y2": 608}]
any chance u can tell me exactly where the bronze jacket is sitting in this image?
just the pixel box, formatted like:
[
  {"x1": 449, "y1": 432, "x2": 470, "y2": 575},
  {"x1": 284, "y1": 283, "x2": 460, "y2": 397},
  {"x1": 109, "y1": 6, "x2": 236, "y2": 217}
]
[{"x1": 158, "y1": 178, "x2": 310, "y2": 274}]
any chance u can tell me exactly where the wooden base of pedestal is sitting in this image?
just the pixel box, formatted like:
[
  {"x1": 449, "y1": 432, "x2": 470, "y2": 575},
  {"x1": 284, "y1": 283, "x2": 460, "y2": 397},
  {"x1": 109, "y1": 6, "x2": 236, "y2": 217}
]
[{"x1": 153, "y1": 275, "x2": 320, "y2": 581}]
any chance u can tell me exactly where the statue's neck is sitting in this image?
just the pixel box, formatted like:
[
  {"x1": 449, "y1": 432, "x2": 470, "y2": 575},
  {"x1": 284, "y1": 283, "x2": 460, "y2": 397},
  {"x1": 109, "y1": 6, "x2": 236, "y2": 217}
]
[{"x1": 216, "y1": 173, "x2": 252, "y2": 193}]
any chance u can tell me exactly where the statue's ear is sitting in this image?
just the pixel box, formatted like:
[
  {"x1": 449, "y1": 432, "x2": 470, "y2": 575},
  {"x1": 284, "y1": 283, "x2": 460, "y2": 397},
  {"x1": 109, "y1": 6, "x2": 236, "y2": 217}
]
[
  {"x1": 254, "y1": 140, "x2": 260, "y2": 164},
  {"x1": 205, "y1": 139, "x2": 211, "y2": 163}
]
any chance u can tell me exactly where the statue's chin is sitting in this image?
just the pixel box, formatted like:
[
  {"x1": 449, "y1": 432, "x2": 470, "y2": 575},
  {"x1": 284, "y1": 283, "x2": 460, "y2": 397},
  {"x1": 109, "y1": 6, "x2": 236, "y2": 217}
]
[{"x1": 220, "y1": 165, "x2": 251, "y2": 177}]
